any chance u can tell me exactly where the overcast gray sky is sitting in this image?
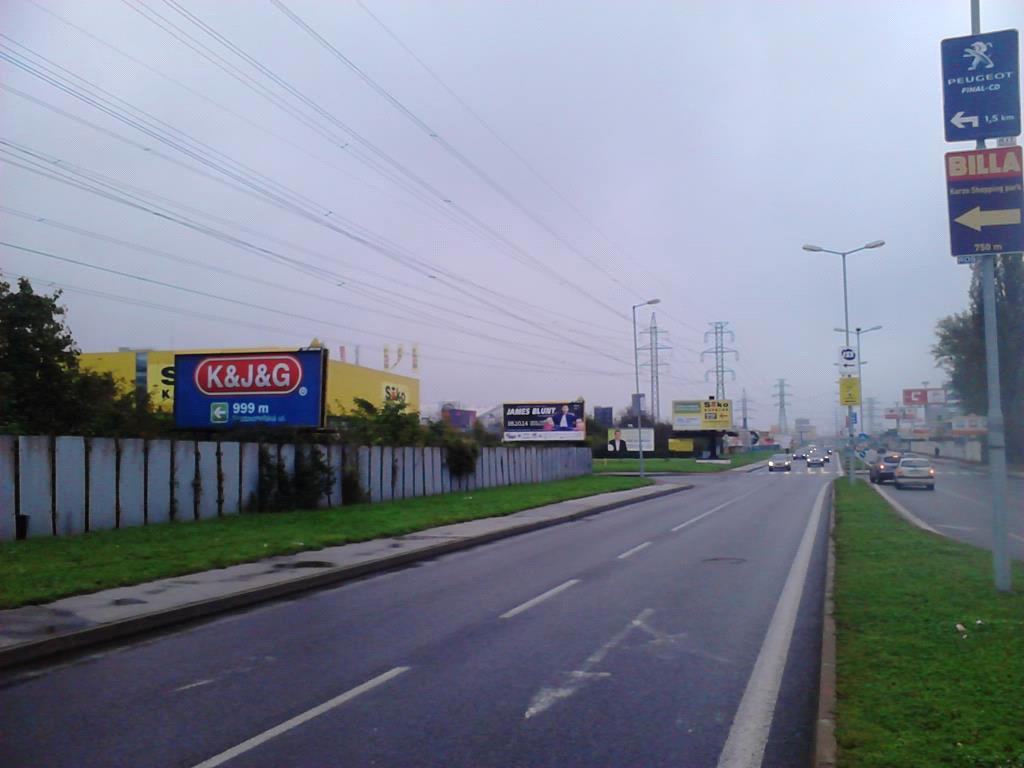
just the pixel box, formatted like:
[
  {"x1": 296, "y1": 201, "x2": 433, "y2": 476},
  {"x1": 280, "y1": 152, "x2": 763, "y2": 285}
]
[{"x1": 2, "y1": 0, "x2": 1021, "y2": 431}]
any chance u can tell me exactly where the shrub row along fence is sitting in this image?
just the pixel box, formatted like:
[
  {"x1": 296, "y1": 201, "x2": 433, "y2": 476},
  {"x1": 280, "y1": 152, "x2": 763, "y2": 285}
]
[{"x1": 0, "y1": 436, "x2": 593, "y2": 540}]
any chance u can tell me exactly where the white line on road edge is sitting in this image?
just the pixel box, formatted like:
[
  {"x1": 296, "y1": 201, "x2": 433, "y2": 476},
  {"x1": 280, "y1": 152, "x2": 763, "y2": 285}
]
[
  {"x1": 935, "y1": 524, "x2": 976, "y2": 531},
  {"x1": 671, "y1": 489, "x2": 761, "y2": 533},
  {"x1": 500, "y1": 579, "x2": 580, "y2": 619},
  {"x1": 1010, "y1": 533, "x2": 1024, "y2": 544},
  {"x1": 190, "y1": 667, "x2": 410, "y2": 768},
  {"x1": 716, "y1": 483, "x2": 828, "y2": 768},
  {"x1": 173, "y1": 678, "x2": 214, "y2": 692},
  {"x1": 616, "y1": 541, "x2": 652, "y2": 559},
  {"x1": 870, "y1": 484, "x2": 940, "y2": 534},
  {"x1": 524, "y1": 608, "x2": 654, "y2": 719}
]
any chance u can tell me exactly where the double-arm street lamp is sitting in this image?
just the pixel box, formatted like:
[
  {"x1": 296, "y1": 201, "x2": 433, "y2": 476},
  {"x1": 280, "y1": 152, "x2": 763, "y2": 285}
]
[
  {"x1": 803, "y1": 240, "x2": 885, "y2": 485},
  {"x1": 633, "y1": 298, "x2": 660, "y2": 478}
]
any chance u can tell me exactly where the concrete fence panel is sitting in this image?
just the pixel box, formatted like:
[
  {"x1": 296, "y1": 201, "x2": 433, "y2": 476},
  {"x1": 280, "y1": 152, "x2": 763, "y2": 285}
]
[
  {"x1": 424, "y1": 447, "x2": 438, "y2": 496},
  {"x1": 88, "y1": 438, "x2": 118, "y2": 532},
  {"x1": 413, "y1": 448, "x2": 424, "y2": 498},
  {"x1": 391, "y1": 446, "x2": 404, "y2": 501},
  {"x1": 220, "y1": 442, "x2": 241, "y2": 515},
  {"x1": 173, "y1": 441, "x2": 197, "y2": 522},
  {"x1": 19, "y1": 436, "x2": 52, "y2": 537},
  {"x1": 383, "y1": 446, "x2": 396, "y2": 502},
  {"x1": 440, "y1": 449, "x2": 452, "y2": 494},
  {"x1": 54, "y1": 436, "x2": 86, "y2": 536},
  {"x1": 196, "y1": 441, "x2": 219, "y2": 520},
  {"x1": 0, "y1": 437, "x2": 15, "y2": 540},
  {"x1": 147, "y1": 440, "x2": 173, "y2": 524},
  {"x1": 368, "y1": 446, "x2": 382, "y2": 503},
  {"x1": 327, "y1": 444, "x2": 343, "y2": 507},
  {"x1": 118, "y1": 439, "x2": 146, "y2": 529},
  {"x1": 240, "y1": 442, "x2": 260, "y2": 512}
]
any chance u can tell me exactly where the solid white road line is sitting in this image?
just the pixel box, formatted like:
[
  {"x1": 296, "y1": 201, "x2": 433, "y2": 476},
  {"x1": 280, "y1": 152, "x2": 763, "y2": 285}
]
[
  {"x1": 524, "y1": 608, "x2": 653, "y2": 719},
  {"x1": 671, "y1": 489, "x2": 760, "y2": 533},
  {"x1": 190, "y1": 667, "x2": 410, "y2": 768},
  {"x1": 500, "y1": 579, "x2": 580, "y2": 619},
  {"x1": 935, "y1": 524, "x2": 976, "y2": 531},
  {"x1": 872, "y1": 484, "x2": 940, "y2": 534},
  {"x1": 1010, "y1": 533, "x2": 1024, "y2": 545},
  {"x1": 716, "y1": 482, "x2": 828, "y2": 768},
  {"x1": 616, "y1": 541, "x2": 652, "y2": 559},
  {"x1": 173, "y1": 678, "x2": 214, "y2": 693}
]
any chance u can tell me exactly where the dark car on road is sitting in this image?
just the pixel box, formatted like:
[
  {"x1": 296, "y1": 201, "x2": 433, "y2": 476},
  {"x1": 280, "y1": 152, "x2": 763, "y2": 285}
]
[
  {"x1": 807, "y1": 453, "x2": 826, "y2": 468},
  {"x1": 869, "y1": 453, "x2": 903, "y2": 484}
]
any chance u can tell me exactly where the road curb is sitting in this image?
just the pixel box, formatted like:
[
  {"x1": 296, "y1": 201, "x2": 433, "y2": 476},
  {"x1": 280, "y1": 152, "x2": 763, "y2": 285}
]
[
  {"x1": 0, "y1": 484, "x2": 691, "y2": 671},
  {"x1": 814, "y1": 483, "x2": 838, "y2": 768},
  {"x1": 868, "y1": 482, "x2": 940, "y2": 534}
]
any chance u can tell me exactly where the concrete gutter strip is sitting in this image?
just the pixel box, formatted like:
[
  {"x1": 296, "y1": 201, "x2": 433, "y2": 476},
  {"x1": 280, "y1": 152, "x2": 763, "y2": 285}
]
[
  {"x1": 0, "y1": 483, "x2": 690, "y2": 671},
  {"x1": 814, "y1": 486, "x2": 838, "y2": 768}
]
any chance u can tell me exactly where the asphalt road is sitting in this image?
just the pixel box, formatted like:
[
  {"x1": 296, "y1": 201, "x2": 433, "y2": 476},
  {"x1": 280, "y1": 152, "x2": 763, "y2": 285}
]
[
  {"x1": 0, "y1": 465, "x2": 836, "y2": 768},
  {"x1": 872, "y1": 458, "x2": 1024, "y2": 561}
]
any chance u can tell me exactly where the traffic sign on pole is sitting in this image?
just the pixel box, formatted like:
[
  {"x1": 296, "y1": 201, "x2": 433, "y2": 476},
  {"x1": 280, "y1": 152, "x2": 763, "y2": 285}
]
[
  {"x1": 946, "y1": 146, "x2": 1023, "y2": 257},
  {"x1": 839, "y1": 377, "x2": 861, "y2": 406},
  {"x1": 837, "y1": 346, "x2": 857, "y2": 371},
  {"x1": 941, "y1": 29, "x2": 1020, "y2": 142}
]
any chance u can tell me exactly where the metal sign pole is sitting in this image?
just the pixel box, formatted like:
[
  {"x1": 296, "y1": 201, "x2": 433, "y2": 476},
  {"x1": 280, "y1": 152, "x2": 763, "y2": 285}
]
[{"x1": 970, "y1": 0, "x2": 1012, "y2": 592}]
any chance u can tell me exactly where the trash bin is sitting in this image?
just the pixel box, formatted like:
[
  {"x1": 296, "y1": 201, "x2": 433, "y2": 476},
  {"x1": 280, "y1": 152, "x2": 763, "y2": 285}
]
[{"x1": 15, "y1": 514, "x2": 29, "y2": 540}]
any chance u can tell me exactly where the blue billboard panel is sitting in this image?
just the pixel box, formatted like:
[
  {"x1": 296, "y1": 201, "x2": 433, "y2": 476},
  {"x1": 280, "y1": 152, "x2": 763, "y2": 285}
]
[
  {"x1": 941, "y1": 29, "x2": 1020, "y2": 142},
  {"x1": 174, "y1": 350, "x2": 328, "y2": 429},
  {"x1": 946, "y1": 146, "x2": 1023, "y2": 257}
]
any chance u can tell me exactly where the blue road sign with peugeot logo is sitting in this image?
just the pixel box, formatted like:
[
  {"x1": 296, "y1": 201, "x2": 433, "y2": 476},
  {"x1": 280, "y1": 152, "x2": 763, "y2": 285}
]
[{"x1": 941, "y1": 29, "x2": 1020, "y2": 142}]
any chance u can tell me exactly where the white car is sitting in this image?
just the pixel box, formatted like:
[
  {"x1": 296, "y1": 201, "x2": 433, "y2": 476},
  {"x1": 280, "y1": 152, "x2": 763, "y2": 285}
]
[{"x1": 893, "y1": 458, "x2": 935, "y2": 490}]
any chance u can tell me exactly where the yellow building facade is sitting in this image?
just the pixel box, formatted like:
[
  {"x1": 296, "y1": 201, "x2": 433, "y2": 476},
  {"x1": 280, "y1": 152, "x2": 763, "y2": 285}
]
[{"x1": 80, "y1": 348, "x2": 420, "y2": 415}]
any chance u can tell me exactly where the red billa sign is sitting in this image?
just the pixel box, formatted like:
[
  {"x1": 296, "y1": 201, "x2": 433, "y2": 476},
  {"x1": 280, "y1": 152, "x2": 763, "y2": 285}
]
[{"x1": 195, "y1": 355, "x2": 302, "y2": 396}]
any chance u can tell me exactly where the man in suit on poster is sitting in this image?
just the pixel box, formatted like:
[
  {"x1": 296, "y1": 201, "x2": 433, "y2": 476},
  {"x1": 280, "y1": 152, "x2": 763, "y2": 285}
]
[{"x1": 607, "y1": 429, "x2": 628, "y2": 452}]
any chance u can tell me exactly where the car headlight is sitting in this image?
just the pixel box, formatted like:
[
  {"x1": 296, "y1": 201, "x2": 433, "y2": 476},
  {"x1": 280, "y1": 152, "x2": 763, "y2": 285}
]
[{"x1": 768, "y1": 461, "x2": 774, "y2": 466}]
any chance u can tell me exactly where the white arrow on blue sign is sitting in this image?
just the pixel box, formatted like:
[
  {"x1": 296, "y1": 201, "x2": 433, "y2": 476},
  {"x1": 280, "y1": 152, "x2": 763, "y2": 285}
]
[{"x1": 942, "y1": 29, "x2": 1020, "y2": 142}]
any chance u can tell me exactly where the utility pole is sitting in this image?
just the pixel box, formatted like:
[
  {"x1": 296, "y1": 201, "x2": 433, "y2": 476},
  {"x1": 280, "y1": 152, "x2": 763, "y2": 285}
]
[
  {"x1": 639, "y1": 314, "x2": 672, "y2": 423},
  {"x1": 741, "y1": 388, "x2": 750, "y2": 430},
  {"x1": 772, "y1": 379, "x2": 791, "y2": 435},
  {"x1": 701, "y1": 321, "x2": 738, "y2": 400}
]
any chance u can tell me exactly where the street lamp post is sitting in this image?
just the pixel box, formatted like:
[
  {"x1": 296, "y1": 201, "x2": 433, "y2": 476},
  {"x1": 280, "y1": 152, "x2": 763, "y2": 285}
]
[
  {"x1": 834, "y1": 325, "x2": 882, "y2": 432},
  {"x1": 804, "y1": 240, "x2": 885, "y2": 485},
  {"x1": 633, "y1": 299, "x2": 660, "y2": 478}
]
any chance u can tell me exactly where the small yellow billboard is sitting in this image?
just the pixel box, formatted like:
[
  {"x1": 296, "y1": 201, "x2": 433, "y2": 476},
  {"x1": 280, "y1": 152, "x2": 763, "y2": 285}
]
[
  {"x1": 839, "y1": 376, "x2": 862, "y2": 406},
  {"x1": 672, "y1": 399, "x2": 733, "y2": 430}
]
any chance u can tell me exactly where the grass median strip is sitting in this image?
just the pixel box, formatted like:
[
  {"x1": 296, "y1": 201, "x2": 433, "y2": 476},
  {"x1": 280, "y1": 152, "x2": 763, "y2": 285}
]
[
  {"x1": 0, "y1": 475, "x2": 652, "y2": 609},
  {"x1": 834, "y1": 480, "x2": 1024, "y2": 768},
  {"x1": 593, "y1": 452, "x2": 766, "y2": 474}
]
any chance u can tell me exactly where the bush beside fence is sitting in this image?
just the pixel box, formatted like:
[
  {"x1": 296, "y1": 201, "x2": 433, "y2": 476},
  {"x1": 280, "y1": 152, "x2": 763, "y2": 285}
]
[{"x1": 0, "y1": 436, "x2": 592, "y2": 540}]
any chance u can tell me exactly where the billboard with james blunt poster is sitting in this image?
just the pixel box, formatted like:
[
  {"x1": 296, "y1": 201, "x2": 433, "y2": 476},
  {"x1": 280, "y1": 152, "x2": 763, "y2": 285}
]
[
  {"x1": 502, "y1": 401, "x2": 586, "y2": 442},
  {"x1": 174, "y1": 349, "x2": 328, "y2": 429}
]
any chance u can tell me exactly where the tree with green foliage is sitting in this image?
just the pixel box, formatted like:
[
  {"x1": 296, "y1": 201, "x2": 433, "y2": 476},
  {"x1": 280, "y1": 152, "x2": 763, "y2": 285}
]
[
  {"x1": 933, "y1": 258, "x2": 1023, "y2": 462},
  {"x1": 340, "y1": 397, "x2": 425, "y2": 445},
  {"x1": 0, "y1": 275, "x2": 168, "y2": 436}
]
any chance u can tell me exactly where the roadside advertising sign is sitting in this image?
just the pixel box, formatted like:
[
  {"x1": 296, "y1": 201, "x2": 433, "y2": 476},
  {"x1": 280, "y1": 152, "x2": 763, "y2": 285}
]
[
  {"x1": 593, "y1": 406, "x2": 614, "y2": 427},
  {"x1": 502, "y1": 401, "x2": 586, "y2": 442},
  {"x1": 668, "y1": 437, "x2": 695, "y2": 453},
  {"x1": 839, "y1": 377, "x2": 861, "y2": 406},
  {"x1": 441, "y1": 407, "x2": 477, "y2": 432},
  {"x1": 941, "y1": 29, "x2": 1020, "y2": 142},
  {"x1": 945, "y1": 146, "x2": 1023, "y2": 257},
  {"x1": 903, "y1": 388, "x2": 947, "y2": 406},
  {"x1": 884, "y1": 407, "x2": 900, "y2": 420},
  {"x1": 607, "y1": 428, "x2": 654, "y2": 452},
  {"x1": 671, "y1": 399, "x2": 733, "y2": 431},
  {"x1": 174, "y1": 349, "x2": 328, "y2": 429},
  {"x1": 952, "y1": 414, "x2": 988, "y2": 436},
  {"x1": 838, "y1": 346, "x2": 857, "y2": 371}
]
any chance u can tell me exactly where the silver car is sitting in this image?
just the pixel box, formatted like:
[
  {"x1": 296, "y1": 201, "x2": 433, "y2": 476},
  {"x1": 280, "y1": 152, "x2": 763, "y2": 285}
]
[
  {"x1": 894, "y1": 457, "x2": 935, "y2": 490},
  {"x1": 768, "y1": 453, "x2": 792, "y2": 472}
]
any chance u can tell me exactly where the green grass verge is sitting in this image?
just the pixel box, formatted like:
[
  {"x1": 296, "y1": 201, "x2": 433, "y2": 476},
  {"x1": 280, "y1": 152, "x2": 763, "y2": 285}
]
[
  {"x1": 0, "y1": 475, "x2": 651, "y2": 609},
  {"x1": 592, "y1": 452, "x2": 767, "y2": 474},
  {"x1": 834, "y1": 480, "x2": 1024, "y2": 768}
]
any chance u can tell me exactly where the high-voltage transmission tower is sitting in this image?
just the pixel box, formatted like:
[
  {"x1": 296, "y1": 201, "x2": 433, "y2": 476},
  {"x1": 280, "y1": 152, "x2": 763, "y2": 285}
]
[
  {"x1": 701, "y1": 321, "x2": 738, "y2": 400},
  {"x1": 639, "y1": 313, "x2": 672, "y2": 422},
  {"x1": 772, "y1": 379, "x2": 792, "y2": 434},
  {"x1": 740, "y1": 388, "x2": 757, "y2": 430}
]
